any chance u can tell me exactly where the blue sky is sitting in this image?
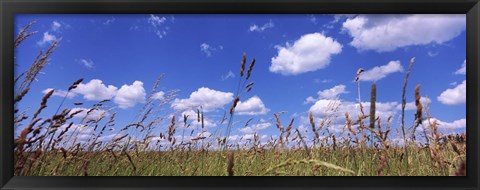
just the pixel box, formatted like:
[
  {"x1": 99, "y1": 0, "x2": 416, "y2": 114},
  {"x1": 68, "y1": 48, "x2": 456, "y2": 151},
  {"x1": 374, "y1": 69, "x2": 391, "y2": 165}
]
[{"x1": 14, "y1": 14, "x2": 466, "y2": 145}]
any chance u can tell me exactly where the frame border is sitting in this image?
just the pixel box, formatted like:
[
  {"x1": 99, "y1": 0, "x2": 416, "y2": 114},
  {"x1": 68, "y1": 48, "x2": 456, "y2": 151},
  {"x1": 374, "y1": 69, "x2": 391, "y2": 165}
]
[{"x1": 1, "y1": 0, "x2": 479, "y2": 190}]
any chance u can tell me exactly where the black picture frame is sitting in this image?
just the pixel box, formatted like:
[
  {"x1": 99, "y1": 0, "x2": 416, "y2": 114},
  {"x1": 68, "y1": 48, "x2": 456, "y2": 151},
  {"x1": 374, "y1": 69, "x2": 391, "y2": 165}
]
[{"x1": 1, "y1": 0, "x2": 479, "y2": 189}]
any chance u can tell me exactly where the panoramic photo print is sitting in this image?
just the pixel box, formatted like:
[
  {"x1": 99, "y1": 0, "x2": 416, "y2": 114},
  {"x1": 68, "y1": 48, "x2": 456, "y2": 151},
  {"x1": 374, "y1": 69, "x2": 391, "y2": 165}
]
[{"x1": 14, "y1": 14, "x2": 466, "y2": 176}]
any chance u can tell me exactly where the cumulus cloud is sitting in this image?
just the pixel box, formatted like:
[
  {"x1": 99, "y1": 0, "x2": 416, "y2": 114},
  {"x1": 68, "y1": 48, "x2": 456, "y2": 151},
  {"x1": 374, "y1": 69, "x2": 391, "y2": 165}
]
[
  {"x1": 239, "y1": 123, "x2": 272, "y2": 134},
  {"x1": 249, "y1": 20, "x2": 274, "y2": 32},
  {"x1": 76, "y1": 59, "x2": 95, "y2": 69},
  {"x1": 171, "y1": 87, "x2": 234, "y2": 111},
  {"x1": 152, "y1": 91, "x2": 165, "y2": 100},
  {"x1": 37, "y1": 32, "x2": 56, "y2": 46},
  {"x1": 42, "y1": 88, "x2": 76, "y2": 99},
  {"x1": 420, "y1": 118, "x2": 466, "y2": 131},
  {"x1": 235, "y1": 96, "x2": 270, "y2": 115},
  {"x1": 437, "y1": 80, "x2": 466, "y2": 105},
  {"x1": 359, "y1": 61, "x2": 403, "y2": 81},
  {"x1": 69, "y1": 108, "x2": 108, "y2": 121},
  {"x1": 73, "y1": 79, "x2": 118, "y2": 101},
  {"x1": 317, "y1": 85, "x2": 348, "y2": 99},
  {"x1": 269, "y1": 33, "x2": 342, "y2": 75},
  {"x1": 114, "y1": 81, "x2": 147, "y2": 109},
  {"x1": 342, "y1": 14, "x2": 466, "y2": 52},
  {"x1": 454, "y1": 60, "x2": 466, "y2": 75},
  {"x1": 46, "y1": 79, "x2": 150, "y2": 109},
  {"x1": 180, "y1": 110, "x2": 218, "y2": 128},
  {"x1": 309, "y1": 99, "x2": 399, "y2": 124},
  {"x1": 401, "y1": 97, "x2": 431, "y2": 111},
  {"x1": 304, "y1": 96, "x2": 317, "y2": 104},
  {"x1": 304, "y1": 85, "x2": 348, "y2": 104}
]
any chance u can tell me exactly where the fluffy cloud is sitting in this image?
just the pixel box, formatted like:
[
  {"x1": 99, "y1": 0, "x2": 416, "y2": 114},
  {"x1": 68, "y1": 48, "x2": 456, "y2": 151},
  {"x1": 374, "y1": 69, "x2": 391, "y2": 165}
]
[
  {"x1": 304, "y1": 96, "x2": 317, "y2": 104},
  {"x1": 42, "y1": 88, "x2": 76, "y2": 99},
  {"x1": 304, "y1": 85, "x2": 348, "y2": 104},
  {"x1": 152, "y1": 91, "x2": 165, "y2": 100},
  {"x1": 437, "y1": 80, "x2": 466, "y2": 105},
  {"x1": 249, "y1": 20, "x2": 274, "y2": 32},
  {"x1": 401, "y1": 97, "x2": 431, "y2": 111},
  {"x1": 359, "y1": 61, "x2": 403, "y2": 81},
  {"x1": 420, "y1": 118, "x2": 466, "y2": 131},
  {"x1": 69, "y1": 107, "x2": 108, "y2": 121},
  {"x1": 342, "y1": 14, "x2": 466, "y2": 52},
  {"x1": 180, "y1": 110, "x2": 217, "y2": 128},
  {"x1": 114, "y1": 81, "x2": 147, "y2": 109},
  {"x1": 317, "y1": 85, "x2": 348, "y2": 99},
  {"x1": 73, "y1": 79, "x2": 118, "y2": 101},
  {"x1": 454, "y1": 60, "x2": 466, "y2": 75},
  {"x1": 171, "y1": 87, "x2": 234, "y2": 111},
  {"x1": 309, "y1": 99, "x2": 399, "y2": 124},
  {"x1": 45, "y1": 79, "x2": 150, "y2": 109},
  {"x1": 239, "y1": 122, "x2": 271, "y2": 134},
  {"x1": 235, "y1": 96, "x2": 270, "y2": 115},
  {"x1": 37, "y1": 32, "x2": 56, "y2": 46},
  {"x1": 269, "y1": 33, "x2": 342, "y2": 75}
]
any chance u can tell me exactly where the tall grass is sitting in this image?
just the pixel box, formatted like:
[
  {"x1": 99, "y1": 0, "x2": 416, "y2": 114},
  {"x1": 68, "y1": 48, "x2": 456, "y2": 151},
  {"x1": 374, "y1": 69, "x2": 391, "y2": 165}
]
[{"x1": 13, "y1": 22, "x2": 466, "y2": 176}]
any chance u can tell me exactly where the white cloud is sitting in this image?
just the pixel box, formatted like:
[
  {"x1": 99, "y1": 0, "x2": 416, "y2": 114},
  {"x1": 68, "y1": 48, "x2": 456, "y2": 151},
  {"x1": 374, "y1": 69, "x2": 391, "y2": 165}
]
[
  {"x1": 269, "y1": 33, "x2": 342, "y2": 75},
  {"x1": 152, "y1": 91, "x2": 165, "y2": 100},
  {"x1": 437, "y1": 80, "x2": 466, "y2": 105},
  {"x1": 148, "y1": 14, "x2": 167, "y2": 27},
  {"x1": 249, "y1": 20, "x2": 274, "y2": 32},
  {"x1": 221, "y1": 70, "x2": 235, "y2": 80},
  {"x1": 235, "y1": 96, "x2": 270, "y2": 115},
  {"x1": 239, "y1": 123, "x2": 272, "y2": 134},
  {"x1": 69, "y1": 108, "x2": 108, "y2": 121},
  {"x1": 304, "y1": 85, "x2": 348, "y2": 104},
  {"x1": 200, "y1": 43, "x2": 222, "y2": 57},
  {"x1": 342, "y1": 14, "x2": 466, "y2": 52},
  {"x1": 179, "y1": 110, "x2": 218, "y2": 128},
  {"x1": 147, "y1": 14, "x2": 169, "y2": 39},
  {"x1": 37, "y1": 32, "x2": 56, "y2": 46},
  {"x1": 76, "y1": 59, "x2": 95, "y2": 69},
  {"x1": 52, "y1": 21, "x2": 61, "y2": 31},
  {"x1": 73, "y1": 79, "x2": 118, "y2": 101},
  {"x1": 454, "y1": 60, "x2": 466, "y2": 75},
  {"x1": 401, "y1": 97, "x2": 431, "y2": 110},
  {"x1": 317, "y1": 85, "x2": 348, "y2": 99},
  {"x1": 42, "y1": 88, "x2": 76, "y2": 99},
  {"x1": 114, "y1": 81, "x2": 147, "y2": 109},
  {"x1": 171, "y1": 87, "x2": 234, "y2": 111},
  {"x1": 421, "y1": 118, "x2": 466, "y2": 131},
  {"x1": 200, "y1": 43, "x2": 212, "y2": 57},
  {"x1": 304, "y1": 96, "x2": 317, "y2": 104},
  {"x1": 359, "y1": 61, "x2": 403, "y2": 81},
  {"x1": 309, "y1": 99, "x2": 399, "y2": 124}
]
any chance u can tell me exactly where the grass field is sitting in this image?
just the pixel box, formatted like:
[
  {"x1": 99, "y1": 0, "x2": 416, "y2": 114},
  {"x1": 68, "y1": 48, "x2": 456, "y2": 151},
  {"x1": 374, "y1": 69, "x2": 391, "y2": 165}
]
[{"x1": 13, "y1": 21, "x2": 466, "y2": 176}]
